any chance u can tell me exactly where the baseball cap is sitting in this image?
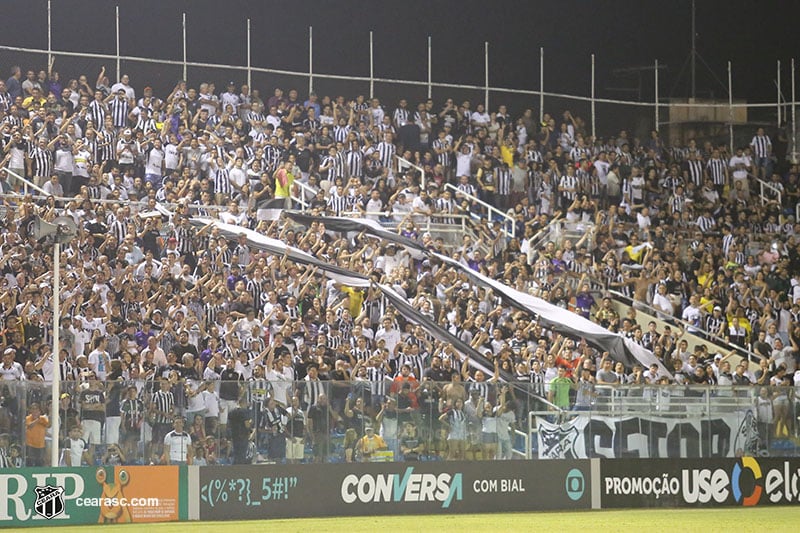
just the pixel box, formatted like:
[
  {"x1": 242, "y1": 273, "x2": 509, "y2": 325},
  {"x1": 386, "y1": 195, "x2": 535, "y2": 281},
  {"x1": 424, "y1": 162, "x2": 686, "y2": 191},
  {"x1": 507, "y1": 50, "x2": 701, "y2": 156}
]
[{"x1": 713, "y1": 306, "x2": 722, "y2": 312}]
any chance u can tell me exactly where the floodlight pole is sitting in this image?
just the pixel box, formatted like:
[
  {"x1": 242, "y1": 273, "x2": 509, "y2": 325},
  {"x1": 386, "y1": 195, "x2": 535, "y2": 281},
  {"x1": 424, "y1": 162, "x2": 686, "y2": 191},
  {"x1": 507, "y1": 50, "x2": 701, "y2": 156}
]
[
  {"x1": 115, "y1": 6, "x2": 120, "y2": 82},
  {"x1": 47, "y1": 0, "x2": 52, "y2": 69},
  {"x1": 50, "y1": 241, "x2": 61, "y2": 467},
  {"x1": 539, "y1": 47, "x2": 544, "y2": 123}
]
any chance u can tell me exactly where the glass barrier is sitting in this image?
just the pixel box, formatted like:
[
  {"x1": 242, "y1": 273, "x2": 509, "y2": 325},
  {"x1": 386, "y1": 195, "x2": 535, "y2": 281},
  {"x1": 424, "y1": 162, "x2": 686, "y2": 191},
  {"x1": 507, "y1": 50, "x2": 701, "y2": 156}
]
[{"x1": 2, "y1": 379, "x2": 798, "y2": 467}]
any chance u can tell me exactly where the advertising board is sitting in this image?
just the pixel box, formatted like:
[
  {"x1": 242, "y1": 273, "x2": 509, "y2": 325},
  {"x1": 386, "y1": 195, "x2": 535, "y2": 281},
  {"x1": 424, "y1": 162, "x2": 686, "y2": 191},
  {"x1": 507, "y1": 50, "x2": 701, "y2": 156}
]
[
  {"x1": 600, "y1": 458, "x2": 800, "y2": 507},
  {"x1": 198, "y1": 460, "x2": 591, "y2": 520},
  {"x1": 0, "y1": 466, "x2": 186, "y2": 527}
]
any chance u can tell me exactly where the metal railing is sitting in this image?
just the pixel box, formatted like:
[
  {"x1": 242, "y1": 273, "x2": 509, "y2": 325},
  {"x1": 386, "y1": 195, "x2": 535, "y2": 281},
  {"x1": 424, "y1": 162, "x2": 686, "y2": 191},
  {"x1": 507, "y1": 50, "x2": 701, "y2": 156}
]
[
  {"x1": 3, "y1": 167, "x2": 50, "y2": 197},
  {"x1": 443, "y1": 182, "x2": 515, "y2": 239},
  {"x1": 607, "y1": 289, "x2": 762, "y2": 368},
  {"x1": 527, "y1": 383, "x2": 797, "y2": 459},
  {"x1": 756, "y1": 176, "x2": 782, "y2": 206},
  {"x1": 0, "y1": 2, "x2": 798, "y2": 159},
  {"x1": 394, "y1": 155, "x2": 426, "y2": 190}
]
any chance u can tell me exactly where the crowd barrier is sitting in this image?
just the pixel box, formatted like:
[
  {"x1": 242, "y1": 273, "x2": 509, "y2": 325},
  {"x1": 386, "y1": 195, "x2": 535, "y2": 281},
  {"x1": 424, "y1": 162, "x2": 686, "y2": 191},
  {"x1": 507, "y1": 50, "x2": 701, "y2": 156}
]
[
  {"x1": 4, "y1": 457, "x2": 798, "y2": 527},
  {"x1": 3, "y1": 380, "x2": 799, "y2": 466}
]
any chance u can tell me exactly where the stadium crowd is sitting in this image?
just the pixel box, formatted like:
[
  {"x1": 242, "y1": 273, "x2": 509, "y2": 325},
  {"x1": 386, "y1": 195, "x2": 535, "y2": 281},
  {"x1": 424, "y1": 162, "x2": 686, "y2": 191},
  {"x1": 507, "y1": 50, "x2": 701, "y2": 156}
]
[{"x1": 0, "y1": 62, "x2": 798, "y2": 467}]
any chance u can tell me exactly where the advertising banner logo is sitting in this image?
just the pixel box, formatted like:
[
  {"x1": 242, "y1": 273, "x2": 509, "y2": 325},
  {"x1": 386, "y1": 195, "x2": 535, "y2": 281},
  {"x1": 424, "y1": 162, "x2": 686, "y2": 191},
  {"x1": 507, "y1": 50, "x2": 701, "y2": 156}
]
[
  {"x1": 199, "y1": 460, "x2": 591, "y2": 520},
  {"x1": 600, "y1": 458, "x2": 800, "y2": 508},
  {"x1": 0, "y1": 466, "x2": 185, "y2": 527}
]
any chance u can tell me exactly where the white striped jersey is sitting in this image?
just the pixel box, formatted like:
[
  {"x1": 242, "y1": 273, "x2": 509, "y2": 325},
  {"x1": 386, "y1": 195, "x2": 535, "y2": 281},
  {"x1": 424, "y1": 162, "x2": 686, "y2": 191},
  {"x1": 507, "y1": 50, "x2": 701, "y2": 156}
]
[
  {"x1": 366, "y1": 365, "x2": 389, "y2": 396},
  {"x1": 437, "y1": 197, "x2": 456, "y2": 224},
  {"x1": 89, "y1": 100, "x2": 107, "y2": 127},
  {"x1": 351, "y1": 347, "x2": 371, "y2": 364},
  {"x1": 304, "y1": 378, "x2": 326, "y2": 407},
  {"x1": 456, "y1": 182, "x2": 477, "y2": 198},
  {"x1": 327, "y1": 194, "x2": 348, "y2": 216},
  {"x1": 704, "y1": 315, "x2": 725, "y2": 336},
  {"x1": 722, "y1": 233, "x2": 736, "y2": 256},
  {"x1": 174, "y1": 225, "x2": 196, "y2": 254},
  {"x1": 686, "y1": 159, "x2": 703, "y2": 187},
  {"x1": 263, "y1": 145, "x2": 282, "y2": 172},
  {"x1": 248, "y1": 377, "x2": 271, "y2": 409},
  {"x1": 695, "y1": 215, "x2": 715, "y2": 233},
  {"x1": 393, "y1": 107, "x2": 410, "y2": 127},
  {"x1": 569, "y1": 145, "x2": 590, "y2": 162},
  {"x1": 706, "y1": 158, "x2": 726, "y2": 185},
  {"x1": 558, "y1": 174, "x2": 578, "y2": 200},
  {"x1": 109, "y1": 97, "x2": 129, "y2": 129},
  {"x1": 669, "y1": 193, "x2": 685, "y2": 214},
  {"x1": 495, "y1": 166, "x2": 512, "y2": 195},
  {"x1": 750, "y1": 134, "x2": 771, "y2": 158},
  {"x1": 151, "y1": 389, "x2": 174, "y2": 425},
  {"x1": 213, "y1": 166, "x2": 232, "y2": 196},
  {"x1": 346, "y1": 148, "x2": 363, "y2": 178},
  {"x1": 333, "y1": 124, "x2": 351, "y2": 144},
  {"x1": 27, "y1": 145, "x2": 52, "y2": 177},
  {"x1": 96, "y1": 128, "x2": 116, "y2": 161},
  {"x1": 467, "y1": 380, "x2": 490, "y2": 401},
  {"x1": 526, "y1": 148, "x2": 543, "y2": 164},
  {"x1": 396, "y1": 352, "x2": 425, "y2": 380},
  {"x1": 432, "y1": 138, "x2": 452, "y2": 168},
  {"x1": 377, "y1": 141, "x2": 396, "y2": 169}
]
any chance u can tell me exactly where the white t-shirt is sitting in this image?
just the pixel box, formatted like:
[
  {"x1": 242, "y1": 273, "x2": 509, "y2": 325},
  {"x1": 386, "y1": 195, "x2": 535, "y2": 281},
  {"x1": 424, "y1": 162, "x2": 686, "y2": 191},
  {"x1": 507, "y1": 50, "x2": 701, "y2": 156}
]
[
  {"x1": 729, "y1": 155, "x2": 751, "y2": 180},
  {"x1": 455, "y1": 152, "x2": 472, "y2": 178},
  {"x1": 164, "y1": 143, "x2": 180, "y2": 170},
  {"x1": 0, "y1": 362, "x2": 24, "y2": 380},
  {"x1": 164, "y1": 430, "x2": 192, "y2": 462},
  {"x1": 87, "y1": 349, "x2": 109, "y2": 380},
  {"x1": 145, "y1": 147, "x2": 165, "y2": 176},
  {"x1": 65, "y1": 437, "x2": 87, "y2": 466},
  {"x1": 202, "y1": 390, "x2": 220, "y2": 417},
  {"x1": 73, "y1": 149, "x2": 91, "y2": 178}
]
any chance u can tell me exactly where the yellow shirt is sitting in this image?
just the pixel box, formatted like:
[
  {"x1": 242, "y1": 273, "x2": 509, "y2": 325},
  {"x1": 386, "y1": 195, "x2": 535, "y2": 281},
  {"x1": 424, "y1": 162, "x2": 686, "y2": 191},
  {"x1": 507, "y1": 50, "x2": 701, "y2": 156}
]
[
  {"x1": 26, "y1": 414, "x2": 49, "y2": 448},
  {"x1": 500, "y1": 144, "x2": 515, "y2": 167},
  {"x1": 340, "y1": 286, "x2": 364, "y2": 317},
  {"x1": 274, "y1": 169, "x2": 294, "y2": 198}
]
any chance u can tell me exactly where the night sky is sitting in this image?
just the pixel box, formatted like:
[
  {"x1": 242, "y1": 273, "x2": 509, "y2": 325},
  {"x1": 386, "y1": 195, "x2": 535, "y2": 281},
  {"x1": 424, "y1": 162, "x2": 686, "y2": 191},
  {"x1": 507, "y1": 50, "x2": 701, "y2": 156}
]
[{"x1": 0, "y1": 0, "x2": 797, "y2": 132}]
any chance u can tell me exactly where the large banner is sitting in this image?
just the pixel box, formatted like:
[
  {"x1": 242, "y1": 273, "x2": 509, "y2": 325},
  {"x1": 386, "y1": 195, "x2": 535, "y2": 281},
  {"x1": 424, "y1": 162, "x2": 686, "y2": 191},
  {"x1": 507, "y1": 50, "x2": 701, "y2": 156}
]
[
  {"x1": 198, "y1": 460, "x2": 591, "y2": 520},
  {"x1": 537, "y1": 410, "x2": 757, "y2": 459},
  {"x1": 284, "y1": 212, "x2": 666, "y2": 374},
  {"x1": 0, "y1": 466, "x2": 186, "y2": 527},
  {"x1": 600, "y1": 457, "x2": 800, "y2": 507}
]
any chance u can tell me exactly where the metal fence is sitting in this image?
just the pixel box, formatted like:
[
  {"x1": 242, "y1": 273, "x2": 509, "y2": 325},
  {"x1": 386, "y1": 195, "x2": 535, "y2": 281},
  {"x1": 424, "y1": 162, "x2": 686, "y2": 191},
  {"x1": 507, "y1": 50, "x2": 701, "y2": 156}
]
[{"x1": 0, "y1": 2, "x2": 797, "y2": 155}]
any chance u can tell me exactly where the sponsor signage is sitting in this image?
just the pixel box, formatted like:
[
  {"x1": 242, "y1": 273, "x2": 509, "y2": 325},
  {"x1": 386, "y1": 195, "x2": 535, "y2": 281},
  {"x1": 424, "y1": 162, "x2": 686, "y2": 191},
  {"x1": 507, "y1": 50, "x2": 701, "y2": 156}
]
[
  {"x1": 198, "y1": 460, "x2": 591, "y2": 520},
  {"x1": 0, "y1": 466, "x2": 186, "y2": 527},
  {"x1": 600, "y1": 457, "x2": 800, "y2": 507},
  {"x1": 537, "y1": 411, "x2": 757, "y2": 459}
]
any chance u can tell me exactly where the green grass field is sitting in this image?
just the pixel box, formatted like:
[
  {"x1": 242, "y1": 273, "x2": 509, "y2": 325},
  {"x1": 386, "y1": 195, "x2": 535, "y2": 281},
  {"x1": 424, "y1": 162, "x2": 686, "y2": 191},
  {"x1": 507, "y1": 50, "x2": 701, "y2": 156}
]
[{"x1": 19, "y1": 508, "x2": 800, "y2": 533}]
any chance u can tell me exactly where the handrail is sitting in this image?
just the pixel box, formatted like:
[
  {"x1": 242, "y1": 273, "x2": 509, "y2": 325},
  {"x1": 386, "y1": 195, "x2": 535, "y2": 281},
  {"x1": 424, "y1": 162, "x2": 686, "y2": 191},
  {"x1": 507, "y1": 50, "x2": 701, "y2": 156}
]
[
  {"x1": 3, "y1": 167, "x2": 51, "y2": 197},
  {"x1": 394, "y1": 155, "x2": 426, "y2": 190},
  {"x1": 607, "y1": 289, "x2": 762, "y2": 365},
  {"x1": 512, "y1": 427, "x2": 530, "y2": 460},
  {"x1": 524, "y1": 216, "x2": 565, "y2": 263},
  {"x1": 290, "y1": 179, "x2": 319, "y2": 210},
  {"x1": 443, "y1": 182, "x2": 515, "y2": 239},
  {"x1": 755, "y1": 176, "x2": 782, "y2": 206}
]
